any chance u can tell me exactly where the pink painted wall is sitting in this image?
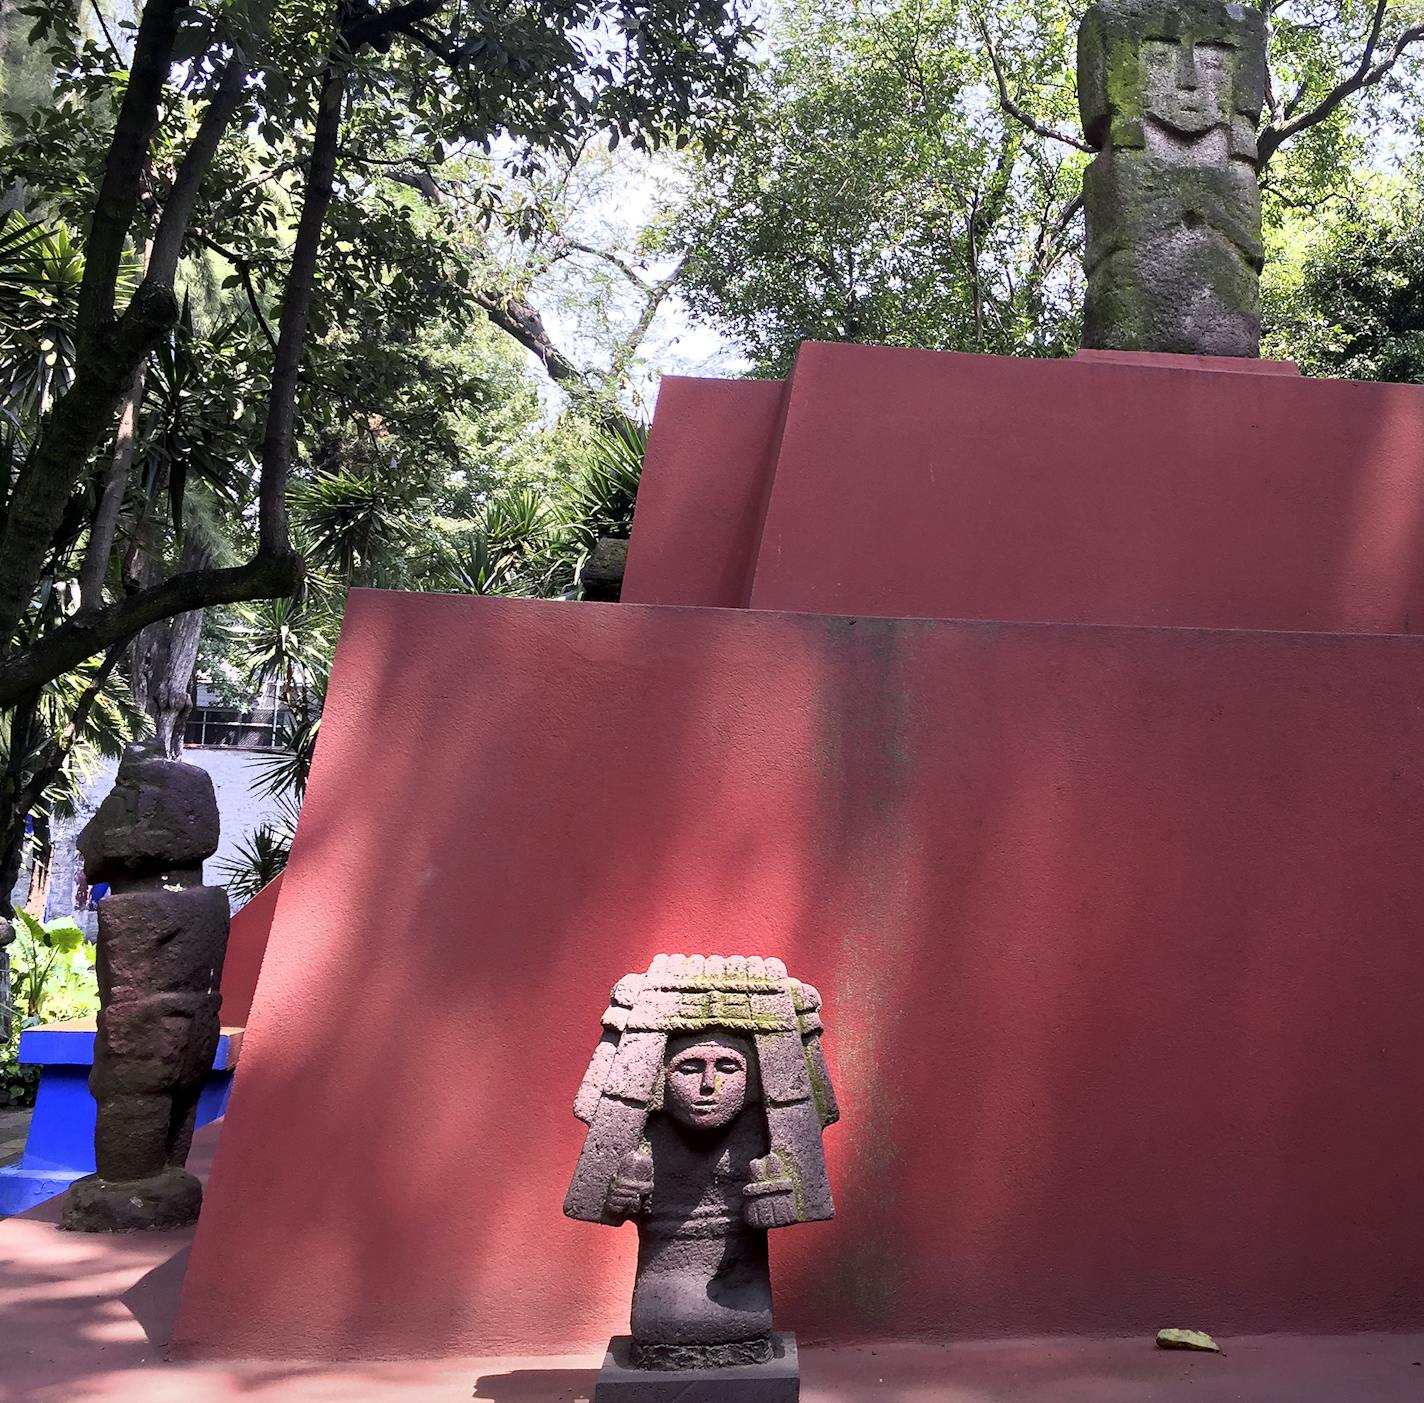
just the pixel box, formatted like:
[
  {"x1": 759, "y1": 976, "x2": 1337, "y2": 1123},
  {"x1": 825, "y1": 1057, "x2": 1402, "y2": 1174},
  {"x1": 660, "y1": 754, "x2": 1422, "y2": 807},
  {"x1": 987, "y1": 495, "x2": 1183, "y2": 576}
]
[
  {"x1": 621, "y1": 376, "x2": 786, "y2": 608},
  {"x1": 625, "y1": 344, "x2": 1424, "y2": 632},
  {"x1": 174, "y1": 592, "x2": 1424, "y2": 1360},
  {"x1": 218, "y1": 873, "x2": 284, "y2": 1027}
]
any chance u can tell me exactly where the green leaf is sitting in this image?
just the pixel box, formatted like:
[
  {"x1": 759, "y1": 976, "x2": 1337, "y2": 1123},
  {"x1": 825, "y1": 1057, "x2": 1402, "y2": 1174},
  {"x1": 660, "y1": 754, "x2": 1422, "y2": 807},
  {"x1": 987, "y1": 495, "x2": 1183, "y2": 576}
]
[{"x1": 41, "y1": 919, "x2": 85, "y2": 953}]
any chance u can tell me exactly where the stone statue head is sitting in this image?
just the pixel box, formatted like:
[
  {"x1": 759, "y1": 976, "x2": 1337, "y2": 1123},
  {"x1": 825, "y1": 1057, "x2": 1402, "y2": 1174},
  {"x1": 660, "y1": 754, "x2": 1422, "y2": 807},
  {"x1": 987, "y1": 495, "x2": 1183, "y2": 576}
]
[
  {"x1": 1078, "y1": 0, "x2": 1265, "y2": 154},
  {"x1": 660, "y1": 1031, "x2": 759, "y2": 1132},
  {"x1": 564, "y1": 954, "x2": 838, "y2": 1226},
  {"x1": 1141, "y1": 34, "x2": 1235, "y2": 133}
]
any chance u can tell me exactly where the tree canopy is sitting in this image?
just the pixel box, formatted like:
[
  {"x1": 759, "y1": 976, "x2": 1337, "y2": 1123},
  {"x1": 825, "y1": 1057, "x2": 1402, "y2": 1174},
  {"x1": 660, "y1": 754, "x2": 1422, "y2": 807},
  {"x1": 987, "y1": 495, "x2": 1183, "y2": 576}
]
[{"x1": 670, "y1": 0, "x2": 1424, "y2": 374}]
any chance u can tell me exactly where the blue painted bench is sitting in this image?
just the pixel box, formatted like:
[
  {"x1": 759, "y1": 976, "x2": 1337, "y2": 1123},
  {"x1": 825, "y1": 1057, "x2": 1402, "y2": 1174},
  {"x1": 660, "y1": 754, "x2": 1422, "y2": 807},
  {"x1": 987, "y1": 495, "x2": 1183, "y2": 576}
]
[{"x1": 0, "y1": 1018, "x2": 241, "y2": 1216}]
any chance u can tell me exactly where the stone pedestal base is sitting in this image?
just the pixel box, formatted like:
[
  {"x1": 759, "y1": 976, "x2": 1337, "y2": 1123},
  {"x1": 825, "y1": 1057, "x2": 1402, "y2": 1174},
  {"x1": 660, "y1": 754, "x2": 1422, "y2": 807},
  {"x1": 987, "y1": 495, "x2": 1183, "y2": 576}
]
[
  {"x1": 61, "y1": 1167, "x2": 202, "y2": 1232},
  {"x1": 594, "y1": 1334, "x2": 798, "y2": 1402}
]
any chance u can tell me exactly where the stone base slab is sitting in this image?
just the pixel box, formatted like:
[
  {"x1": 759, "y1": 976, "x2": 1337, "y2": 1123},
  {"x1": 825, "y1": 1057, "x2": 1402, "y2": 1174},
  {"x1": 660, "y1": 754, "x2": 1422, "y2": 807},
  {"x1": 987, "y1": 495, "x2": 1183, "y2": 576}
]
[
  {"x1": 594, "y1": 1333, "x2": 798, "y2": 1401},
  {"x1": 61, "y1": 1166, "x2": 202, "y2": 1232}
]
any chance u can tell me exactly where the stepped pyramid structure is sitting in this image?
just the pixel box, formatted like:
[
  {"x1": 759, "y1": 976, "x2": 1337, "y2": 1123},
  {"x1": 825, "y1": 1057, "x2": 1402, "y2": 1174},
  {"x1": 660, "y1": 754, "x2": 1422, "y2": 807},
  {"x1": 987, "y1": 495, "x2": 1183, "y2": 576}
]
[{"x1": 173, "y1": 339, "x2": 1424, "y2": 1360}]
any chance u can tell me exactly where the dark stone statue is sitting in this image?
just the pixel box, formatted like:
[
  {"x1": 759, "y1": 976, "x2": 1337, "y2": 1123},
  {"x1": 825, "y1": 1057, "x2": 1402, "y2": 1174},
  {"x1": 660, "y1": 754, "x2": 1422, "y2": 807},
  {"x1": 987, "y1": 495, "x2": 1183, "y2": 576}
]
[
  {"x1": 1078, "y1": 0, "x2": 1267, "y2": 355},
  {"x1": 62, "y1": 742, "x2": 229, "y2": 1232},
  {"x1": 566, "y1": 954, "x2": 837, "y2": 1400}
]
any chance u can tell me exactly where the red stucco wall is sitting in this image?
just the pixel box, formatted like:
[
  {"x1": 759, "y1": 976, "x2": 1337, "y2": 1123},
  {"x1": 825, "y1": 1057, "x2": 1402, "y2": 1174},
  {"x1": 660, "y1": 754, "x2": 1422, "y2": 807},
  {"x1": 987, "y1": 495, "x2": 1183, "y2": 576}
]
[
  {"x1": 174, "y1": 593, "x2": 1424, "y2": 1360},
  {"x1": 625, "y1": 344, "x2": 1424, "y2": 631},
  {"x1": 621, "y1": 375, "x2": 786, "y2": 608},
  {"x1": 217, "y1": 873, "x2": 284, "y2": 1027}
]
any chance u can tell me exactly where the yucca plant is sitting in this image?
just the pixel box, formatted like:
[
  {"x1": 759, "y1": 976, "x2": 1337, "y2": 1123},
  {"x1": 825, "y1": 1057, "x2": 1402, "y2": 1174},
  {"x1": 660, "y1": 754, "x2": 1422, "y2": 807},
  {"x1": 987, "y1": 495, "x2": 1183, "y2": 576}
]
[
  {"x1": 245, "y1": 709, "x2": 322, "y2": 803},
  {"x1": 440, "y1": 488, "x2": 570, "y2": 597},
  {"x1": 564, "y1": 420, "x2": 647, "y2": 549},
  {"x1": 220, "y1": 597, "x2": 335, "y2": 710},
  {"x1": 292, "y1": 469, "x2": 413, "y2": 587},
  {"x1": 217, "y1": 794, "x2": 302, "y2": 904},
  {"x1": 0, "y1": 212, "x2": 86, "y2": 420}
]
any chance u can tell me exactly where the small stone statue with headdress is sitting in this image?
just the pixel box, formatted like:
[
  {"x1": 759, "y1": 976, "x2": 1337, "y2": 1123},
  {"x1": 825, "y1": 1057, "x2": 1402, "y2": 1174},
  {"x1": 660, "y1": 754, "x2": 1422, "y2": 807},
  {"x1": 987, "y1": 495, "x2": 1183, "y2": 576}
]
[{"x1": 566, "y1": 954, "x2": 837, "y2": 1399}]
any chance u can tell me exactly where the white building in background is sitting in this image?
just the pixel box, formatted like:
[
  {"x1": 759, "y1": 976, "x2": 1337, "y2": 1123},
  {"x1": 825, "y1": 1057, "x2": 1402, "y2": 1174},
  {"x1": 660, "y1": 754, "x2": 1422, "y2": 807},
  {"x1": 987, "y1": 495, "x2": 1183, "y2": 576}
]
[{"x1": 11, "y1": 682, "x2": 289, "y2": 930}]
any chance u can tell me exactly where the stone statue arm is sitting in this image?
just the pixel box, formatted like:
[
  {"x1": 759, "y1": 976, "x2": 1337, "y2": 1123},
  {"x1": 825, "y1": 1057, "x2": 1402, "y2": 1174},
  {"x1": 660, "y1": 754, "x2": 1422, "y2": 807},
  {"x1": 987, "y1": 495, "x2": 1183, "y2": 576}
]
[
  {"x1": 742, "y1": 1153, "x2": 798, "y2": 1230},
  {"x1": 605, "y1": 1148, "x2": 654, "y2": 1222}
]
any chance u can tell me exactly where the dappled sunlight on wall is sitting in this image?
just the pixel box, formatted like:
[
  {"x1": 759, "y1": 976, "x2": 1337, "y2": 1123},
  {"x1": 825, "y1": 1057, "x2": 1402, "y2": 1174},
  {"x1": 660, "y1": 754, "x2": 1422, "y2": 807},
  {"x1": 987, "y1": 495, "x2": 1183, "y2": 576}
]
[{"x1": 173, "y1": 594, "x2": 1424, "y2": 1361}]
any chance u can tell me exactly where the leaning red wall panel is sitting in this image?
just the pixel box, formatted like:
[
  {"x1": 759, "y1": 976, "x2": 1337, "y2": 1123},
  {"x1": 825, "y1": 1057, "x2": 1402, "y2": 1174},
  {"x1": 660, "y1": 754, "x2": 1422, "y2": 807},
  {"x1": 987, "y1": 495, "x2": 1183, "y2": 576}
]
[
  {"x1": 174, "y1": 593, "x2": 1424, "y2": 1360},
  {"x1": 687, "y1": 342, "x2": 1424, "y2": 632},
  {"x1": 217, "y1": 872, "x2": 284, "y2": 1027},
  {"x1": 621, "y1": 376, "x2": 786, "y2": 607}
]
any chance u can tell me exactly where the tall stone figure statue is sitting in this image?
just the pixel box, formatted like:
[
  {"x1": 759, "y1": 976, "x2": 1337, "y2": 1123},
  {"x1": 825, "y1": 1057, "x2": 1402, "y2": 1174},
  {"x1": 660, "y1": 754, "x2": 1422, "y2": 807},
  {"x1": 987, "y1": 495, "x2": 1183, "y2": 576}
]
[
  {"x1": 62, "y1": 742, "x2": 229, "y2": 1231},
  {"x1": 566, "y1": 954, "x2": 838, "y2": 1401},
  {"x1": 1077, "y1": 0, "x2": 1267, "y2": 355}
]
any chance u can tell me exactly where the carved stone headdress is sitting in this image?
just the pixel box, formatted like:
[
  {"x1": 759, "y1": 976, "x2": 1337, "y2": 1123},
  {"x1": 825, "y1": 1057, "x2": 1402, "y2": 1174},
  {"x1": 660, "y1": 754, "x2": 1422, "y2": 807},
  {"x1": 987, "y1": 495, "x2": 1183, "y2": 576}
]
[{"x1": 564, "y1": 954, "x2": 838, "y2": 1226}]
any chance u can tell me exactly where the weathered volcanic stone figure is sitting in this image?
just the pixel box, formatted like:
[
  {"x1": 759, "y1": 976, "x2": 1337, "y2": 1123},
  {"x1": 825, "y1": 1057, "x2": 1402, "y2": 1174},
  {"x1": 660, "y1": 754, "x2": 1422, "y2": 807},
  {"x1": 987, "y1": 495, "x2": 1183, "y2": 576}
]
[
  {"x1": 62, "y1": 742, "x2": 229, "y2": 1232},
  {"x1": 566, "y1": 954, "x2": 838, "y2": 1401},
  {"x1": 1077, "y1": 0, "x2": 1267, "y2": 355}
]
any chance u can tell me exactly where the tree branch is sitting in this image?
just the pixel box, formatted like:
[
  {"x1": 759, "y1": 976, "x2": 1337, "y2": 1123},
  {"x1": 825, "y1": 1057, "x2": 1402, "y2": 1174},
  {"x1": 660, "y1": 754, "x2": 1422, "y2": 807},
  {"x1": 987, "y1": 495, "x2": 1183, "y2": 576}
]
[
  {"x1": 257, "y1": 56, "x2": 345, "y2": 560},
  {"x1": 148, "y1": 7, "x2": 273, "y2": 288},
  {"x1": 1259, "y1": 6, "x2": 1424, "y2": 166},
  {"x1": 342, "y1": 0, "x2": 447, "y2": 51},
  {"x1": 0, "y1": 554, "x2": 299, "y2": 707},
  {"x1": 0, "y1": 6, "x2": 272, "y2": 653},
  {"x1": 74, "y1": 0, "x2": 184, "y2": 351},
  {"x1": 563, "y1": 239, "x2": 655, "y2": 291},
  {"x1": 471, "y1": 287, "x2": 586, "y2": 383},
  {"x1": 0, "y1": 281, "x2": 178, "y2": 647},
  {"x1": 10, "y1": 644, "x2": 127, "y2": 820},
  {"x1": 79, "y1": 363, "x2": 146, "y2": 611},
  {"x1": 607, "y1": 258, "x2": 684, "y2": 386},
  {"x1": 192, "y1": 231, "x2": 279, "y2": 349},
  {"x1": 88, "y1": 0, "x2": 123, "y2": 64},
  {"x1": 977, "y1": 18, "x2": 1093, "y2": 153}
]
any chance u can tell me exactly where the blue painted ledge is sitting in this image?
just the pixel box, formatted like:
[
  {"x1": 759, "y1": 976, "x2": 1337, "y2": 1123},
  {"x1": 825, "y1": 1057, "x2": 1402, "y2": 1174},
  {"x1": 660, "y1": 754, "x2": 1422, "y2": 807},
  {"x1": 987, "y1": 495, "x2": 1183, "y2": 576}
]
[{"x1": 0, "y1": 1018, "x2": 242, "y2": 1217}]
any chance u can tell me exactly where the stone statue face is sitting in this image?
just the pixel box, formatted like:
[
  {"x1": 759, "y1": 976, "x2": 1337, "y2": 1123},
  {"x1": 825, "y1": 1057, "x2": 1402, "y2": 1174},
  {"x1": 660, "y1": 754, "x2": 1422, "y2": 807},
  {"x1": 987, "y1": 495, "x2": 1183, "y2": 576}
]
[
  {"x1": 663, "y1": 1033, "x2": 753, "y2": 1132},
  {"x1": 1142, "y1": 37, "x2": 1235, "y2": 135}
]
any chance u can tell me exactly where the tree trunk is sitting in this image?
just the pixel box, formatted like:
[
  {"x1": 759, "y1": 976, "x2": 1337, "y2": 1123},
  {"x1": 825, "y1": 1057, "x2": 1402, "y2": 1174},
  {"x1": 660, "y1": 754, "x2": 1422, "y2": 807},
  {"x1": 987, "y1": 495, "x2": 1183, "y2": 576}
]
[
  {"x1": 22, "y1": 811, "x2": 50, "y2": 920},
  {"x1": 129, "y1": 538, "x2": 210, "y2": 758},
  {"x1": 0, "y1": 691, "x2": 39, "y2": 923}
]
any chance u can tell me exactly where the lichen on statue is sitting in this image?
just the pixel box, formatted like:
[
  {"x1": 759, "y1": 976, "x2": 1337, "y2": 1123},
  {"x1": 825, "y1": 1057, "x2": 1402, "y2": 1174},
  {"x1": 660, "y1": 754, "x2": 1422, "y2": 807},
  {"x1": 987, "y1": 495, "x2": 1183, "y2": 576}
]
[
  {"x1": 565, "y1": 954, "x2": 837, "y2": 1374},
  {"x1": 1077, "y1": 0, "x2": 1266, "y2": 356}
]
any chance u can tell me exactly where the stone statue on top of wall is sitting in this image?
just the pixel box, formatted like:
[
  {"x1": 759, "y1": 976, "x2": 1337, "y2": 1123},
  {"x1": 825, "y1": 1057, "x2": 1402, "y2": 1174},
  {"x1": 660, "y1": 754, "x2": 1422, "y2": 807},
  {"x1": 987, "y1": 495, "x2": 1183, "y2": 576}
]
[
  {"x1": 1078, "y1": 0, "x2": 1267, "y2": 356},
  {"x1": 565, "y1": 953, "x2": 838, "y2": 1400}
]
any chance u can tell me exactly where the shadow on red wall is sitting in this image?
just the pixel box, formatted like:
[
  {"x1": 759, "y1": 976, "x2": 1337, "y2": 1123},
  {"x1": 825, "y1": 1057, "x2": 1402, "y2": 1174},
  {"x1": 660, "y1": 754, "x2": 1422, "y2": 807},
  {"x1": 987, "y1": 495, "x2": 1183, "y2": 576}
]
[{"x1": 173, "y1": 594, "x2": 1424, "y2": 1361}]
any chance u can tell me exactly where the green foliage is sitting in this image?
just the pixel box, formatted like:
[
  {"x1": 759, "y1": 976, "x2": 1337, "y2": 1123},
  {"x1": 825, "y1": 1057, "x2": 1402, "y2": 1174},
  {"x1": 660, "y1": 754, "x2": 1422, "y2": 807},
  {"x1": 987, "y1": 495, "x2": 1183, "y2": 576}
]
[
  {"x1": 214, "y1": 421, "x2": 649, "y2": 902},
  {"x1": 0, "y1": 1022, "x2": 39, "y2": 1107},
  {"x1": 565, "y1": 421, "x2": 647, "y2": 547},
  {"x1": 671, "y1": 0, "x2": 1424, "y2": 374},
  {"x1": 216, "y1": 794, "x2": 299, "y2": 902},
  {"x1": 0, "y1": 0, "x2": 759, "y2": 915},
  {"x1": 219, "y1": 596, "x2": 333, "y2": 708},
  {"x1": 0, "y1": 651, "x2": 144, "y2": 820},
  {"x1": 0, "y1": 210, "x2": 86, "y2": 419},
  {"x1": 1264, "y1": 179, "x2": 1424, "y2": 382},
  {"x1": 673, "y1": 0, "x2": 1088, "y2": 373},
  {"x1": 8, "y1": 910, "x2": 97, "y2": 1023}
]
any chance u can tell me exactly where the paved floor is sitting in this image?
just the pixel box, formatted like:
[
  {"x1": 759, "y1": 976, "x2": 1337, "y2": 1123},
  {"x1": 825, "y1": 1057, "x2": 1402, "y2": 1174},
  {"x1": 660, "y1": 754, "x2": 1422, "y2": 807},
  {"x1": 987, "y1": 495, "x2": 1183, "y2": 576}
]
[
  {"x1": 1, "y1": 1123, "x2": 1421, "y2": 1401},
  {"x1": 0, "y1": 1105, "x2": 32, "y2": 1167}
]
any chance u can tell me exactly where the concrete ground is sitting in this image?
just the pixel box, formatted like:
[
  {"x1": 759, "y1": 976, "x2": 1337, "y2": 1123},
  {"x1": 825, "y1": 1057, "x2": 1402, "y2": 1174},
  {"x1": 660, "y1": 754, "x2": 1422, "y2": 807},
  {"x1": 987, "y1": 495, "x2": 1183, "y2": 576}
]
[
  {"x1": 0, "y1": 1105, "x2": 31, "y2": 1168},
  {"x1": 1, "y1": 1124, "x2": 1421, "y2": 1401}
]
